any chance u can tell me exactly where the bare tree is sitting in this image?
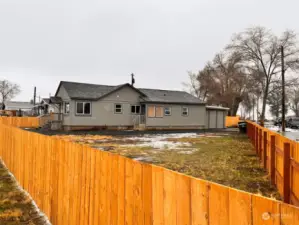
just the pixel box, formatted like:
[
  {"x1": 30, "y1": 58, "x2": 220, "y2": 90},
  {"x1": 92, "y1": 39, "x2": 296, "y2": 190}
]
[
  {"x1": 290, "y1": 87, "x2": 299, "y2": 116},
  {"x1": 182, "y1": 72, "x2": 201, "y2": 99},
  {"x1": 0, "y1": 80, "x2": 21, "y2": 106},
  {"x1": 188, "y1": 52, "x2": 251, "y2": 116},
  {"x1": 267, "y1": 84, "x2": 289, "y2": 118},
  {"x1": 227, "y1": 26, "x2": 299, "y2": 124},
  {"x1": 182, "y1": 68, "x2": 214, "y2": 102}
]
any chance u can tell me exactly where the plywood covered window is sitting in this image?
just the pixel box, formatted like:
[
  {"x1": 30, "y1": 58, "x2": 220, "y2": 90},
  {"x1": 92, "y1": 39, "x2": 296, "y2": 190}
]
[
  {"x1": 147, "y1": 106, "x2": 156, "y2": 117},
  {"x1": 147, "y1": 106, "x2": 164, "y2": 118},
  {"x1": 155, "y1": 106, "x2": 163, "y2": 118}
]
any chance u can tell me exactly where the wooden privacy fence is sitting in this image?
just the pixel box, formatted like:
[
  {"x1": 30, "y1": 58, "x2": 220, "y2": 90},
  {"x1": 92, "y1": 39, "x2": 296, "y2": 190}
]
[
  {"x1": 247, "y1": 121, "x2": 299, "y2": 206},
  {"x1": 0, "y1": 117, "x2": 40, "y2": 128},
  {"x1": 0, "y1": 124, "x2": 299, "y2": 224},
  {"x1": 225, "y1": 116, "x2": 240, "y2": 128}
]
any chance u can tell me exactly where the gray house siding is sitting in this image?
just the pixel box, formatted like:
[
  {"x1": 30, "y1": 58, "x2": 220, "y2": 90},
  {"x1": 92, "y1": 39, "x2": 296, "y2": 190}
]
[
  {"x1": 61, "y1": 85, "x2": 142, "y2": 127},
  {"x1": 145, "y1": 103, "x2": 206, "y2": 128}
]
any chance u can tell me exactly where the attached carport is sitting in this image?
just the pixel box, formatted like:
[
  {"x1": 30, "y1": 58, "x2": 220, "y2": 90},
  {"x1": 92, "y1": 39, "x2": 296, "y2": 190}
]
[{"x1": 206, "y1": 106, "x2": 229, "y2": 129}]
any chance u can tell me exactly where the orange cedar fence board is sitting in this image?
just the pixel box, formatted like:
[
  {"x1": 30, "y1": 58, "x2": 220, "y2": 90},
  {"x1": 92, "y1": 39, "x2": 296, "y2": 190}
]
[
  {"x1": 225, "y1": 116, "x2": 240, "y2": 127},
  {"x1": 247, "y1": 121, "x2": 299, "y2": 207},
  {"x1": 0, "y1": 117, "x2": 40, "y2": 127},
  {"x1": 1, "y1": 123, "x2": 299, "y2": 224}
]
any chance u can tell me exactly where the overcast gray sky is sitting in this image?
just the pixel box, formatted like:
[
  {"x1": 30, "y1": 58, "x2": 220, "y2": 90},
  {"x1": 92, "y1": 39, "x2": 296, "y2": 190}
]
[{"x1": 0, "y1": 0, "x2": 297, "y2": 101}]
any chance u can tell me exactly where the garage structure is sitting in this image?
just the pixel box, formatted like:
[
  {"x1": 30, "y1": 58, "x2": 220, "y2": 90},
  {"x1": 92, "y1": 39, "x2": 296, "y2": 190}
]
[{"x1": 206, "y1": 106, "x2": 229, "y2": 129}]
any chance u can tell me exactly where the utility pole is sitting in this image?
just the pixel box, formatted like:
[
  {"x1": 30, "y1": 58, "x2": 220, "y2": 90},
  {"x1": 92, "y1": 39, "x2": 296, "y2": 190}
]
[
  {"x1": 281, "y1": 46, "x2": 286, "y2": 132},
  {"x1": 33, "y1": 87, "x2": 36, "y2": 106}
]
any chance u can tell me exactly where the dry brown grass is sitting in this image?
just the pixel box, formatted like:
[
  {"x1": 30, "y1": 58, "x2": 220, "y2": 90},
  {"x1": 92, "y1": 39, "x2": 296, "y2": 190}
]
[{"x1": 59, "y1": 133, "x2": 280, "y2": 199}]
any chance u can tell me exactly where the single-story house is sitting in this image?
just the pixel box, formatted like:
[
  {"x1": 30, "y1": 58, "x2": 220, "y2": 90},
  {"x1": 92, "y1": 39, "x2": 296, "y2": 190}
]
[{"x1": 48, "y1": 81, "x2": 228, "y2": 131}]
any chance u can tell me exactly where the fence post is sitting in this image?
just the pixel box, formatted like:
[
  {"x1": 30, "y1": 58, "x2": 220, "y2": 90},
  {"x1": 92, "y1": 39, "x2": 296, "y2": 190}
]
[
  {"x1": 255, "y1": 127, "x2": 258, "y2": 155},
  {"x1": 270, "y1": 135, "x2": 276, "y2": 186},
  {"x1": 283, "y1": 142, "x2": 291, "y2": 204},
  {"x1": 263, "y1": 131, "x2": 267, "y2": 169},
  {"x1": 259, "y1": 129, "x2": 262, "y2": 159}
]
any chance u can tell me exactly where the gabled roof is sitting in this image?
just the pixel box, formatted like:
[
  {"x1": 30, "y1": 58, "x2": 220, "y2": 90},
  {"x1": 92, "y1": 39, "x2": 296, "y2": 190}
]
[
  {"x1": 55, "y1": 81, "x2": 146, "y2": 100},
  {"x1": 41, "y1": 98, "x2": 50, "y2": 104},
  {"x1": 55, "y1": 81, "x2": 205, "y2": 105}
]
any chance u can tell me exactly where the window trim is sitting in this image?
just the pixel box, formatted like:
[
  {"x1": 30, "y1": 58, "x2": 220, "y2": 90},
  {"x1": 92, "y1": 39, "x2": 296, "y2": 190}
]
[
  {"x1": 76, "y1": 101, "x2": 92, "y2": 116},
  {"x1": 131, "y1": 105, "x2": 141, "y2": 114},
  {"x1": 182, "y1": 106, "x2": 189, "y2": 116},
  {"x1": 164, "y1": 107, "x2": 171, "y2": 116},
  {"x1": 114, "y1": 103, "x2": 123, "y2": 114}
]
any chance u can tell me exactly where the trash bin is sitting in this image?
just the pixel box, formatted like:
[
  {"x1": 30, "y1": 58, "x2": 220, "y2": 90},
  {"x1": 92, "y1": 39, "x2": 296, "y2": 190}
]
[{"x1": 238, "y1": 121, "x2": 247, "y2": 133}]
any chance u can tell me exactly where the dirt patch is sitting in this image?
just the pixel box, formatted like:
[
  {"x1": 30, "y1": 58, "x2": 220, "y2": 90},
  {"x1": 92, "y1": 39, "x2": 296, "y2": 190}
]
[{"x1": 0, "y1": 160, "x2": 50, "y2": 225}]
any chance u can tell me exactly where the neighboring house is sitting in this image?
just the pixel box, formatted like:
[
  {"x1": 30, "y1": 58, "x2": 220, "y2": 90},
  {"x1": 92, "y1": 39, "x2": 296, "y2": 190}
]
[
  {"x1": 50, "y1": 81, "x2": 215, "y2": 131},
  {"x1": 4, "y1": 101, "x2": 34, "y2": 111},
  {"x1": 39, "y1": 98, "x2": 60, "y2": 115}
]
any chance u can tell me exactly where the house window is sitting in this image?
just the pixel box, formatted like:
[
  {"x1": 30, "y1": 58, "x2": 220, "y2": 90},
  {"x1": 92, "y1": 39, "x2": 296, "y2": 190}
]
[
  {"x1": 155, "y1": 106, "x2": 163, "y2": 118},
  {"x1": 64, "y1": 102, "x2": 70, "y2": 114},
  {"x1": 147, "y1": 106, "x2": 164, "y2": 118},
  {"x1": 182, "y1": 107, "x2": 189, "y2": 116},
  {"x1": 76, "y1": 102, "x2": 91, "y2": 115},
  {"x1": 164, "y1": 107, "x2": 171, "y2": 116},
  {"x1": 131, "y1": 105, "x2": 141, "y2": 114},
  {"x1": 115, "y1": 104, "x2": 123, "y2": 114},
  {"x1": 148, "y1": 106, "x2": 155, "y2": 117}
]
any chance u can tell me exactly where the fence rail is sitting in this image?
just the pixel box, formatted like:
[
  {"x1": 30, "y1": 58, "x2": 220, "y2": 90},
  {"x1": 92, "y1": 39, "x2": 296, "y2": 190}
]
[{"x1": 0, "y1": 122, "x2": 298, "y2": 224}]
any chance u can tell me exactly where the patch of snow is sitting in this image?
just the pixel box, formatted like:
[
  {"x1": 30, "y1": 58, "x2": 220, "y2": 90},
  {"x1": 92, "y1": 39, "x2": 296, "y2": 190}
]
[
  {"x1": 133, "y1": 156, "x2": 153, "y2": 162},
  {"x1": 123, "y1": 133, "x2": 197, "y2": 150},
  {"x1": 178, "y1": 150, "x2": 195, "y2": 154},
  {"x1": 267, "y1": 126, "x2": 299, "y2": 133}
]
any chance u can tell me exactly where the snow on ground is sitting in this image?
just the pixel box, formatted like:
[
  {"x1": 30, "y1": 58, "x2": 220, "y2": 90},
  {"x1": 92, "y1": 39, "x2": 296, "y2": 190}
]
[
  {"x1": 266, "y1": 126, "x2": 299, "y2": 133},
  {"x1": 123, "y1": 133, "x2": 221, "y2": 151}
]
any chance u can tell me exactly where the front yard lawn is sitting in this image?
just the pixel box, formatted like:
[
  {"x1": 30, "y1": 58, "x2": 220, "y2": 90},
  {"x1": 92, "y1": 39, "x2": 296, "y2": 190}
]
[{"x1": 56, "y1": 132, "x2": 280, "y2": 199}]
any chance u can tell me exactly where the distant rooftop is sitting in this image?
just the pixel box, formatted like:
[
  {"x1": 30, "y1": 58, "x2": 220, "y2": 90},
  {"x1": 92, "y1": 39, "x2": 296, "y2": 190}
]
[{"x1": 3, "y1": 101, "x2": 34, "y2": 110}]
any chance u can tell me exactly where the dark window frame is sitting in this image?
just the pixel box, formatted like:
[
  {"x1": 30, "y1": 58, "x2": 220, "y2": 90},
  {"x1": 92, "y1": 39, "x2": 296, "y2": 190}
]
[
  {"x1": 164, "y1": 107, "x2": 171, "y2": 116},
  {"x1": 182, "y1": 106, "x2": 189, "y2": 116},
  {"x1": 131, "y1": 105, "x2": 141, "y2": 114},
  {"x1": 76, "y1": 101, "x2": 92, "y2": 116},
  {"x1": 114, "y1": 103, "x2": 123, "y2": 114}
]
